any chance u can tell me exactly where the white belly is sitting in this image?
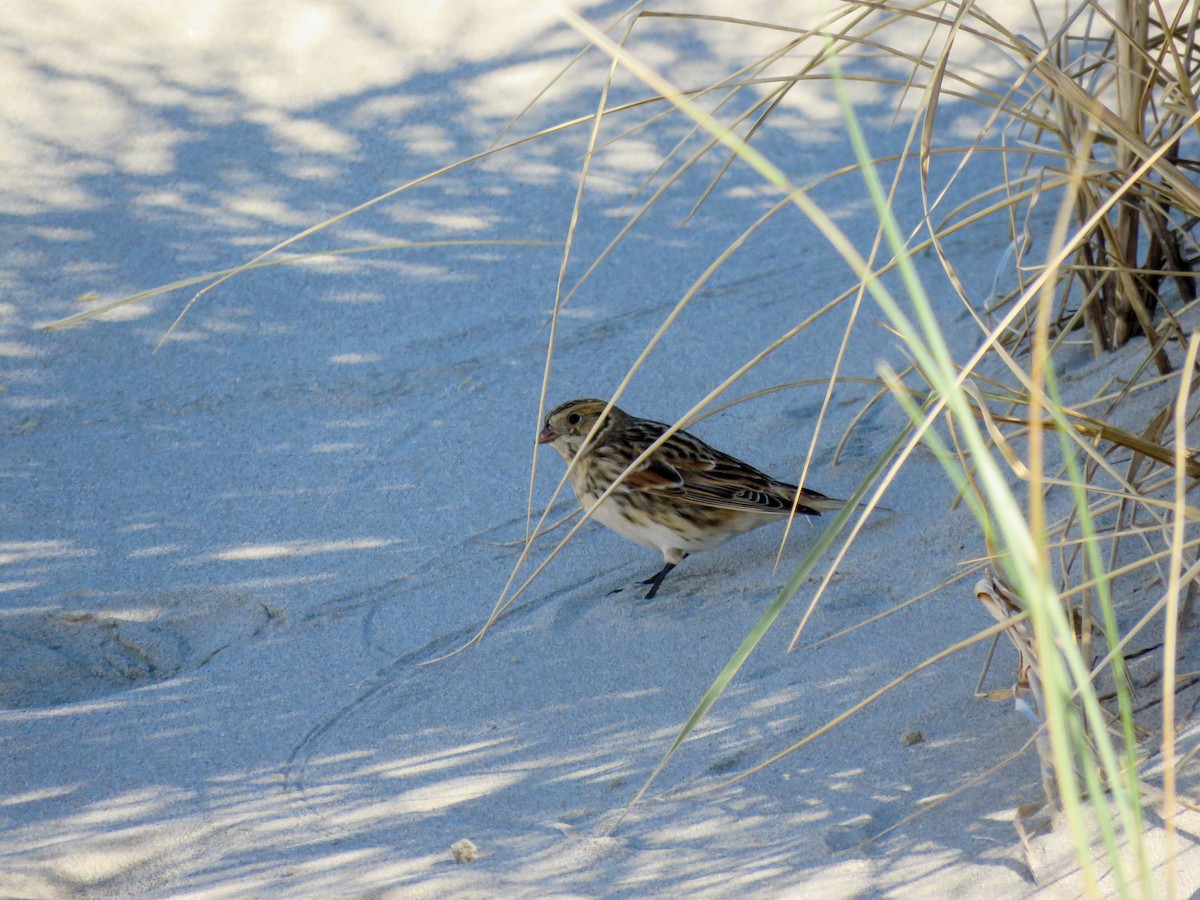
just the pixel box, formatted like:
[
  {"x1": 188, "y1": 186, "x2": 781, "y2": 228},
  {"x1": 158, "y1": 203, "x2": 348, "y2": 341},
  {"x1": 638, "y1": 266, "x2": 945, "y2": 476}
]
[{"x1": 576, "y1": 487, "x2": 741, "y2": 563}]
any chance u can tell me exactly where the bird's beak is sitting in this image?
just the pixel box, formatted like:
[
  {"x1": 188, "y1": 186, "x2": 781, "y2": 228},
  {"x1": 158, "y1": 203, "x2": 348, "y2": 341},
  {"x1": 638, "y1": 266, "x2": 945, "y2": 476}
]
[{"x1": 537, "y1": 424, "x2": 557, "y2": 444}]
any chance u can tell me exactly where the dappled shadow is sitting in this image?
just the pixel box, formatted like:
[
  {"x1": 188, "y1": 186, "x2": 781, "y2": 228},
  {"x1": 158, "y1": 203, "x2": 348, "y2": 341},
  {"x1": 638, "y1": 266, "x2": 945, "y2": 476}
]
[
  {"x1": 0, "y1": 0, "x2": 1155, "y2": 896},
  {"x1": 2, "y1": 565, "x2": 1051, "y2": 896}
]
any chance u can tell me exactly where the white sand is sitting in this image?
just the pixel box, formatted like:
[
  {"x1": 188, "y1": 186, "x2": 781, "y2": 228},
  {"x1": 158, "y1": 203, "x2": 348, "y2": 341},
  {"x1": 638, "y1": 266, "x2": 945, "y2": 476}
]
[{"x1": 4, "y1": 2, "x2": 1199, "y2": 896}]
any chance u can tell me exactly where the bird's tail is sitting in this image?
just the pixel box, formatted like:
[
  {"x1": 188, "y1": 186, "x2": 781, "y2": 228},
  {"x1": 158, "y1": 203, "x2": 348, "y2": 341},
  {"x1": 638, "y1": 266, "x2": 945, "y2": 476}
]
[{"x1": 792, "y1": 486, "x2": 890, "y2": 516}]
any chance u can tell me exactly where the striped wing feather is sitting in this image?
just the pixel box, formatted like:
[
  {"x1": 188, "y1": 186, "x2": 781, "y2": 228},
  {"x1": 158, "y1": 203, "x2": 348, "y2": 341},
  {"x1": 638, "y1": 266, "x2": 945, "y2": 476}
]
[{"x1": 619, "y1": 420, "x2": 828, "y2": 516}]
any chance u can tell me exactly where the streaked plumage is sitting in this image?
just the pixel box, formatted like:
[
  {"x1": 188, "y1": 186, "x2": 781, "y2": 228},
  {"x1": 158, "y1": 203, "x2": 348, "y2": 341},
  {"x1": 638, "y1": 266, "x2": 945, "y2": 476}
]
[{"x1": 537, "y1": 398, "x2": 845, "y2": 598}]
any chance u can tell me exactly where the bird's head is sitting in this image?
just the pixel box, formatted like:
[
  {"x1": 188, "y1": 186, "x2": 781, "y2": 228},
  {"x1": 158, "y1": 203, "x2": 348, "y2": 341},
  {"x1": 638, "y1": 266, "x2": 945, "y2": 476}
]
[{"x1": 537, "y1": 398, "x2": 623, "y2": 460}]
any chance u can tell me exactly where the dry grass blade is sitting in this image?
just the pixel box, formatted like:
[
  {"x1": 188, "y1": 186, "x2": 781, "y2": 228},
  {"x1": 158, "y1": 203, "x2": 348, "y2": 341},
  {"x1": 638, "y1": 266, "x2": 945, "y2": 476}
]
[
  {"x1": 976, "y1": 571, "x2": 1060, "y2": 827},
  {"x1": 1160, "y1": 331, "x2": 1200, "y2": 882},
  {"x1": 487, "y1": 0, "x2": 646, "y2": 150},
  {"x1": 472, "y1": 509, "x2": 580, "y2": 547},
  {"x1": 804, "y1": 562, "x2": 986, "y2": 651},
  {"x1": 979, "y1": 401, "x2": 1200, "y2": 479},
  {"x1": 704, "y1": 615, "x2": 1027, "y2": 793},
  {"x1": 42, "y1": 241, "x2": 554, "y2": 330},
  {"x1": 526, "y1": 5, "x2": 632, "y2": 548}
]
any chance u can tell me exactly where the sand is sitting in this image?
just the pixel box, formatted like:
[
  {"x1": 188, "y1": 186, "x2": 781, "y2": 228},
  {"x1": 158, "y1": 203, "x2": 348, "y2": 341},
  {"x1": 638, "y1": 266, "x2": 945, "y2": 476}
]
[{"x1": 4, "y1": 1, "x2": 1199, "y2": 896}]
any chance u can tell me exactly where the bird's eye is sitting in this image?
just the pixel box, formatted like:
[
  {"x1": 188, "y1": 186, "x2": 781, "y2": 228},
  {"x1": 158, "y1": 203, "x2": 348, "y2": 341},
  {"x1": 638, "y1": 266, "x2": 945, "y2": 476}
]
[{"x1": 567, "y1": 413, "x2": 581, "y2": 426}]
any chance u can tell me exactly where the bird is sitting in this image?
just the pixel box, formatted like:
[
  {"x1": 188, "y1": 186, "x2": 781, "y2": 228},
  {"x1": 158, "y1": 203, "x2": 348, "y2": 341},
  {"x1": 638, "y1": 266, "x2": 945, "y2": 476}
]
[{"x1": 537, "y1": 398, "x2": 847, "y2": 598}]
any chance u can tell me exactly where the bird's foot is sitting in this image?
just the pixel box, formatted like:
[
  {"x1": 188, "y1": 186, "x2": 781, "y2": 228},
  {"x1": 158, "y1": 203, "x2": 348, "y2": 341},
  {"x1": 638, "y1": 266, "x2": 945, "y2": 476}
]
[
  {"x1": 608, "y1": 557, "x2": 686, "y2": 599},
  {"x1": 638, "y1": 561, "x2": 678, "y2": 599}
]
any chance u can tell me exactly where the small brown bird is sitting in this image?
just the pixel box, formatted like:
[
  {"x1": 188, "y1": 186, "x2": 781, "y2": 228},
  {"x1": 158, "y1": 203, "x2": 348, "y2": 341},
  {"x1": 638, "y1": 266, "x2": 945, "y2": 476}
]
[{"x1": 537, "y1": 398, "x2": 846, "y2": 598}]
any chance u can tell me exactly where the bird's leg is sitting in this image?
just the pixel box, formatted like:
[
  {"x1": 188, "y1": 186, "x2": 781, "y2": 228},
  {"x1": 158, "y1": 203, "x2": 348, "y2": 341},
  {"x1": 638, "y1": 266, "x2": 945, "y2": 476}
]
[{"x1": 640, "y1": 554, "x2": 688, "y2": 599}]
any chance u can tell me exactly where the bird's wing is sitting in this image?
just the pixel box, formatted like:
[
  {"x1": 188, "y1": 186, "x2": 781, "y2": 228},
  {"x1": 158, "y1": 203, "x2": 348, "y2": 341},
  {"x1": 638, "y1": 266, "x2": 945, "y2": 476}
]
[
  {"x1": 621, "y1": 424, "x2": 827, "y2": 515},
  {"x1": 622, "y1": 457, "x2": 686, "y2": 492},
  {"x1": 670, "y1": 453, "x2": 822, "y2": 515}
]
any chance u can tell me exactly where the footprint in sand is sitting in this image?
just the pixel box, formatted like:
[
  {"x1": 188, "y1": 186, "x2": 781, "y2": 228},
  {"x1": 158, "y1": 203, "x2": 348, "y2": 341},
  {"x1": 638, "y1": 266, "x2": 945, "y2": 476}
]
[{"x1": 0, "y1": 590, "x2": 280, "y2": 709}]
